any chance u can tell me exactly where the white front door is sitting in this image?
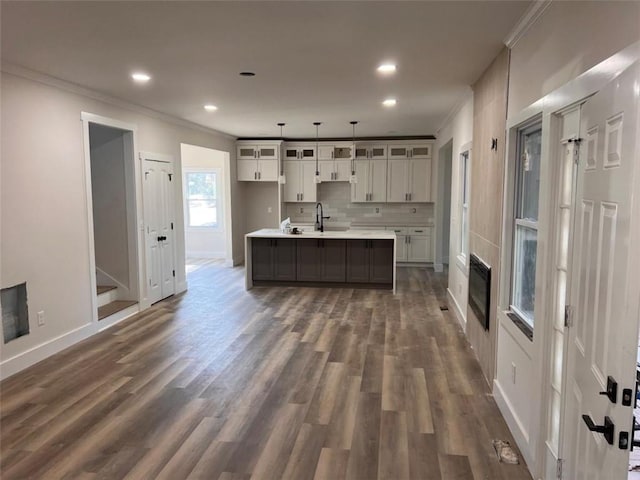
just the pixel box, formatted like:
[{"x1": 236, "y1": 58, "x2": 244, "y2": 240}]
[
  {"x1": 561, "y1": 61, "x2": 640, "y2": 479},
  {"x1": 143, "y1": 158, "x2": 175, "y2": 304}
]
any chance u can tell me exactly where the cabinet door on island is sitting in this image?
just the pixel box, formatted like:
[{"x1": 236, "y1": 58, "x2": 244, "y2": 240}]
[
  {"x1": 346, "y1": 239, "x2": 393, "y2": 284},
  {"x1": 251, "y1": 238, "x2": 296, "y2": 281},
  {"x1": 296, "y1": 239, "x2": 346, "y2": 282}
]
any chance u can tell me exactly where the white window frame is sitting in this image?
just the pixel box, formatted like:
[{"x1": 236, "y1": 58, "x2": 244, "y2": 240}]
[
  {"x1": 183, "y1": 168, "x2": 222, "y2": 231},
  {"x1": 509, "y1": 121, "x2": 542, "y2": 331},
  {"x1": 458, "y1": 150, "x2": 470, "y2": 265}
]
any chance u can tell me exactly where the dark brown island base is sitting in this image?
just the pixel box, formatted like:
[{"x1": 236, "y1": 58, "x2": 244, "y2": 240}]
[{"x1": 245, "y1": 229, "x2": 397, "y2": 292}]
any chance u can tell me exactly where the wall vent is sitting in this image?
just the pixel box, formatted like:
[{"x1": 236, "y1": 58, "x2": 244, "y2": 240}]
[{"x1": 2, "y1": 282, "x2": 30, "y2": 343}]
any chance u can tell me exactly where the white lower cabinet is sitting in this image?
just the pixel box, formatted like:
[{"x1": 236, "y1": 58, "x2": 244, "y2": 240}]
[
  {"x1": 387, "y1": 226, "x2": 432, "y2": 263},
  {"x1": 283, "y1": 161, "x2": 317, "y2": 202}
]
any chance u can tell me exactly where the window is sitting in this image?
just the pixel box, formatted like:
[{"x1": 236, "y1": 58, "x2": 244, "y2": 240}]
[
  {"x1": 185, "y1": 170, "x2": 219, "y2": 228},
  {"x1": 510, "y1": 122, "x2": 542, "y2": 329},
  {"x1": 460, "y1": 151, "x2": 470, "y2": 261}
]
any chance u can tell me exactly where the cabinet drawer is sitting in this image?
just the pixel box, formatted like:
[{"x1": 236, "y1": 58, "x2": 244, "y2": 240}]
[
  {"x1": 386, "y1": 227, "x2": 409, "y2": 235},
  {"x1": 409, "y1": 227, "x2": 430, "y2": 236}
]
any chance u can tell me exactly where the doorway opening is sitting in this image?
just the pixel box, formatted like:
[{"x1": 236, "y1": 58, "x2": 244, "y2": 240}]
[
  {"x1": 180, "y1": 144, "x2": 233, "y2": 273},
  {"x1": 86, "y1": 120, "x2": 139, "y2": 324},
  {"x1": 435, "y1": 140, "x2": 453, "y2": 272}
]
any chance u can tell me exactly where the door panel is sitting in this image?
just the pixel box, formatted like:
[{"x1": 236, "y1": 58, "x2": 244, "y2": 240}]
[
  {"x1": 370, "y1": 240, "x2": 394, "y2": 284},
  {"x1": 346, "y1": 240, "x2": 370, "y2": 282},
  {"x1": 334, "y1": 159, "x2": 351, "y2": 182},
  {"x1": 407, "y1": 235, "x2": 430, "y2": 262},
  {"x1": 252, "y1": 238, "x2": 274, "y2": 281},
  {"x1": 158, "y1": 162, "x2": 175, "y2": 299},
  {"x1": 273, "y1": 239, "x2": 296, "y2": 281},
  {"x1": 562, "y1": 62, "x2": 640, "y2": 480},
  {"x1": 283, "y1": 162, "x2": 300, "y2": 202},
  {"x1": 237, "y1": 159, "x2": 257, "y2": 181},
  {"x1": 301, "y1": 161, "x2": 317, "y2": 203},
  {"x1": 321, "y1": 239, "x2": 346, "y2": 282},
  {"x1": 318, "y1": 160, "x2": 334, "y2": 182},
  {"x1": 258, "y1": 159, "x2": 278, "y2": 181},
  {"x1": 351, "y1": 160, "x2": 369, "y2": 202},
  {"x1": 296, "y1": 239, "x2": 320, "y2": 281},
  {"x1": 410, "y1": 158, "x2": 431, "y2": 202},
  {"x1": 369, "y1": 159, "x2": 388, "y2": 203},
  {"x1": 143, "y1": 162, "x2": 162, "y2": 305},
  {"x1": 387, "y1": 159, "x2": 409, "y2": 202}
]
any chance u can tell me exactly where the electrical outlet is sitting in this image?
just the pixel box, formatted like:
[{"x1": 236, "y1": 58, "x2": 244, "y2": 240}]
[
  {"x1": 375, "y1": 207, "x2": 380, "y2": 214},
  {"x1": 511, "y1": 363, "x2": 517, "y2": 384},
  {"x1": 267, "y1": 206, "x2": 272, "y2": 213},
  {"x1": 37, "y1": 311, "x2": 45, "y2": 326},
  {"x1": 299, "y1": 207, "x2": 304, "y2": 214}
]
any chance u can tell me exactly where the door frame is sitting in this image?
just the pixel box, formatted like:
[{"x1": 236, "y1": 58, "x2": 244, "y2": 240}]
[
  {"x1": 498, "y1": 41, "x2": 640, "y2": 478},
  {"x1": 81, "y1": 112, "x2": 142, "y2": 327},
  {"x1": 140, "y1": 151, "x2": 177, "y2": 309}
]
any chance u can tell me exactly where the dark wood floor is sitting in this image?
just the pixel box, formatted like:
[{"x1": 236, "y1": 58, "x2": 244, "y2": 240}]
[{"x1": 0, "y1": 262, "x2": 532, "y2": 480}]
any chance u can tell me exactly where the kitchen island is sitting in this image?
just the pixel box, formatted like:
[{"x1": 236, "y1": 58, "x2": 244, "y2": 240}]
[{"x1": 245, "y1": 229, "x2": 396, "y2": 292}]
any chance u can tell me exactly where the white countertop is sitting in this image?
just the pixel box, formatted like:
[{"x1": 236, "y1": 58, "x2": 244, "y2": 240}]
[{"x1": 246, "y1": 228, "x2": 396, "y2": 240}]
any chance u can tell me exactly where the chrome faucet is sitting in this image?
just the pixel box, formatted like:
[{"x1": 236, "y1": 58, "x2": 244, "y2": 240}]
[{"x1": 314, "y1": 202, "x2": 331, "y2": 232}]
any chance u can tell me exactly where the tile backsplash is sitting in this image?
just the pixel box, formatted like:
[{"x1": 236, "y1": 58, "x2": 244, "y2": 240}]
[{"x1": 285, "y1": 182, "x2": 433, "y2": 227}]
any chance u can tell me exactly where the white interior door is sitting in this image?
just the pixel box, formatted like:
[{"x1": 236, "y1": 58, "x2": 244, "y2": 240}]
[
  {"x1": 143, "y1": 158, "x2": 175, "y2": 304},
  {"x1": 561, "y1": 62, "x2": 640, "y2": 479}
]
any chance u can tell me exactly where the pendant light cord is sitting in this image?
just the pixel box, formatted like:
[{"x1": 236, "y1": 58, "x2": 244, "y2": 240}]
[
  {"x1": 314, "y1": 122, "x2": 321, "y2": 175},
  {"x1": 278, "y1": 123, "x2": 285, "y2": 175},
  {"x1": 350, "y1": 121, "x2": 358, "y2": 174}
]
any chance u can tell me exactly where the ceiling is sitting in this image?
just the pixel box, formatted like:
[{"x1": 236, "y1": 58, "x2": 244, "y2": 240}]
[{"x1": 1, "y1": 1, "x2": 531, "y2": 138}]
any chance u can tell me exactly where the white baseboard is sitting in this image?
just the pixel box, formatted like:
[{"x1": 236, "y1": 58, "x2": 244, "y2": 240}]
[
  {"x1": 447, "y1": 288, "x2": 466, "y2": 330},
  {"x1": 434, "y1": 263, "x2": 444, "y2": 272},
  {"x1": 493, "y1": 379, "x2": 534, "y2": 470},
  {"x1": 233, "y1": 255, "x2": 244, "y2": 267},
  {"x1": 0, "y1": 323, "x2": 93, "y2": 380}
]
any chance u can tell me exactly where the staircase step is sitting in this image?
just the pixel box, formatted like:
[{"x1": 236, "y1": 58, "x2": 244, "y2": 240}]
[
  {"x1": 97, "y1": 285, "x2": 117, "y2": 295},
  {"x1": 98, "y1": 300, "x2": 137, "y2": 321}
]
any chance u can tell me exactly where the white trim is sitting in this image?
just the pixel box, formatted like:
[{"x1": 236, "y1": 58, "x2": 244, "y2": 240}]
[
  {"x1": 493, "y1": 379, "x2": 534, "y2": 468},
  {"x1": 447, "y1": 288, "x2": 466, "y2": 329},
  {"x1": 433, "y1": 263, "x2": 444, "y2": 273},
  {"x1": 0, "y1": 323, "x2": 93, "y2": 380},
  {"x1": 503, "y1": 0, "x2": 553, "y2": 48},
  {"x1": 176, "y1": 280, "x2": 188, "y2": 294},
  {"x1": 4, "y1": 63, "x2": 236, "y2": 141}
]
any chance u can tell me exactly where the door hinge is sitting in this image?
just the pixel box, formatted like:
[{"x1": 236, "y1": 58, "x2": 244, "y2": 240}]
[
  {"x1": 564, "y1": 305, "x2": 573, "y2": 328},
  {"x1": 172, "y1": 270, "x2": 175, "y2": 277},
  {"x1": 567, "y1": 138, "x2": 582, "y2": 165},
  {"x1": 557, "y1": 458, "x2": 564, "y2": 479}
]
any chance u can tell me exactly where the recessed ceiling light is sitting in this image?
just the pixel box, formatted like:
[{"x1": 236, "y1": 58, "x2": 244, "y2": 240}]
[
  {"x1": 204, "y1": 104, "x2": 218, "y2": 112},
  {"x1": 239, "y1": 71, "x2": 256, "y2": 77},
  {"x1": 382, "y1": 98, "x2": 397, "y2": 107},
  {"x1": 377, "y1": 63, "x2": 397, "y2": 74},
  {"x1": 131, "y1": 72, "x2": 151, "y2": 83}
]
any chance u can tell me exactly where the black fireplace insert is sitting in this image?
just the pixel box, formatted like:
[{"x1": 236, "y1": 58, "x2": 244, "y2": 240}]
[{"x1": 469, "y1": 253, "x2": 491, "y2": 331}]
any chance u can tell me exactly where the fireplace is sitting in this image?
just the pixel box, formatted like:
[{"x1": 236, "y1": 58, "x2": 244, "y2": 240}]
[{"x1": 469, "y1": 253, "x2": 491, "y2": 331}]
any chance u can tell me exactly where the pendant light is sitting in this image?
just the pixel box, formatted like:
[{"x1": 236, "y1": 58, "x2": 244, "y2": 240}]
[
  {"x1": 278, "y1": 123, "x2": 286, "y2": 184},
  {"x1": 313, "y1": 122, "x2": 322, "y2": 184},
  {"x1": 349, "y1": 121, "x2": 358, "y2": 184}
]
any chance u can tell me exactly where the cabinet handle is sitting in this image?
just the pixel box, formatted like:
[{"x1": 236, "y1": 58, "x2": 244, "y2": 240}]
[
  {"x1": 254, "y1": 172, "x2": 257, "y2": 180},
  {"x1": 415, "y1": 230, "x2": 423, "y2": 233},
  {"x1": 301, "y1": 193, "x2": 303, "y2": 201}
]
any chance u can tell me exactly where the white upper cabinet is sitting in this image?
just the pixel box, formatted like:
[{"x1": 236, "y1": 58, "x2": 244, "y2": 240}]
[
  {"x1": 388, "y1": 143, "x2": 432, "y2": 159},
  {"x1": 283, "y1": 160, "x2": 316, "y2": 203},
  {"x1": 351, "y1": 159, "x2": 387, "y2": 203},
  {"x1": 237, "y1": 142, "x2": 280, "y2": 181},
  {"x1": 355, "y1": 144, "x2": 387, "y2": 160},
  {"x1": 284, "y1": 144, "x2": 316, "y2": 161},
  {"x1": 386, "y1": 157, "x2": 431, "y2": 202}
]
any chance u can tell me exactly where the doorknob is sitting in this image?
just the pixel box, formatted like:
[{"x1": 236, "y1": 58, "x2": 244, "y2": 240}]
[
  {"x1": 599, "y1": 376, "x2": 618, "y2": 403},
  {"x1": 582, "y1": 414, "x2": 615, "y2": 445}
]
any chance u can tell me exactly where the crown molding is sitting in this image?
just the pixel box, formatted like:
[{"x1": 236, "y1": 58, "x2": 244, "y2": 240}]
[
  {"x1": 435, "y1": 86, "x2": 473, "y2": 138},
  {"x1": 503, "y1": 0, "x2": 553, "y2": 49},
  {"x1": 1, "y1": 62, "x2": 236, "y2": 141}
]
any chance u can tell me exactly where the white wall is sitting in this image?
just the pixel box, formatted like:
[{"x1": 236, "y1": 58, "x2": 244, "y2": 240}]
[
  {"x1": 0, "y1": 69, "x2": 238, "y2": 377},
  {"x1": 181, "y1": 143, "x2": 229, "y2": 260},
  {"x1": 89, "y1": 124, "x2": 131, "y2": 290},
  {"x1": 495, "y1": 4, "x2": 640, "y2": 475},
  {"x1": 245, "y1": 182, "x2": 280, "y2": 233},
  {"x1": 508, "y1": 0, "x2": 640, "y2": 117},
  {"x1": 433, "y1": 92, "x2": 474, "y2": 327}
]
